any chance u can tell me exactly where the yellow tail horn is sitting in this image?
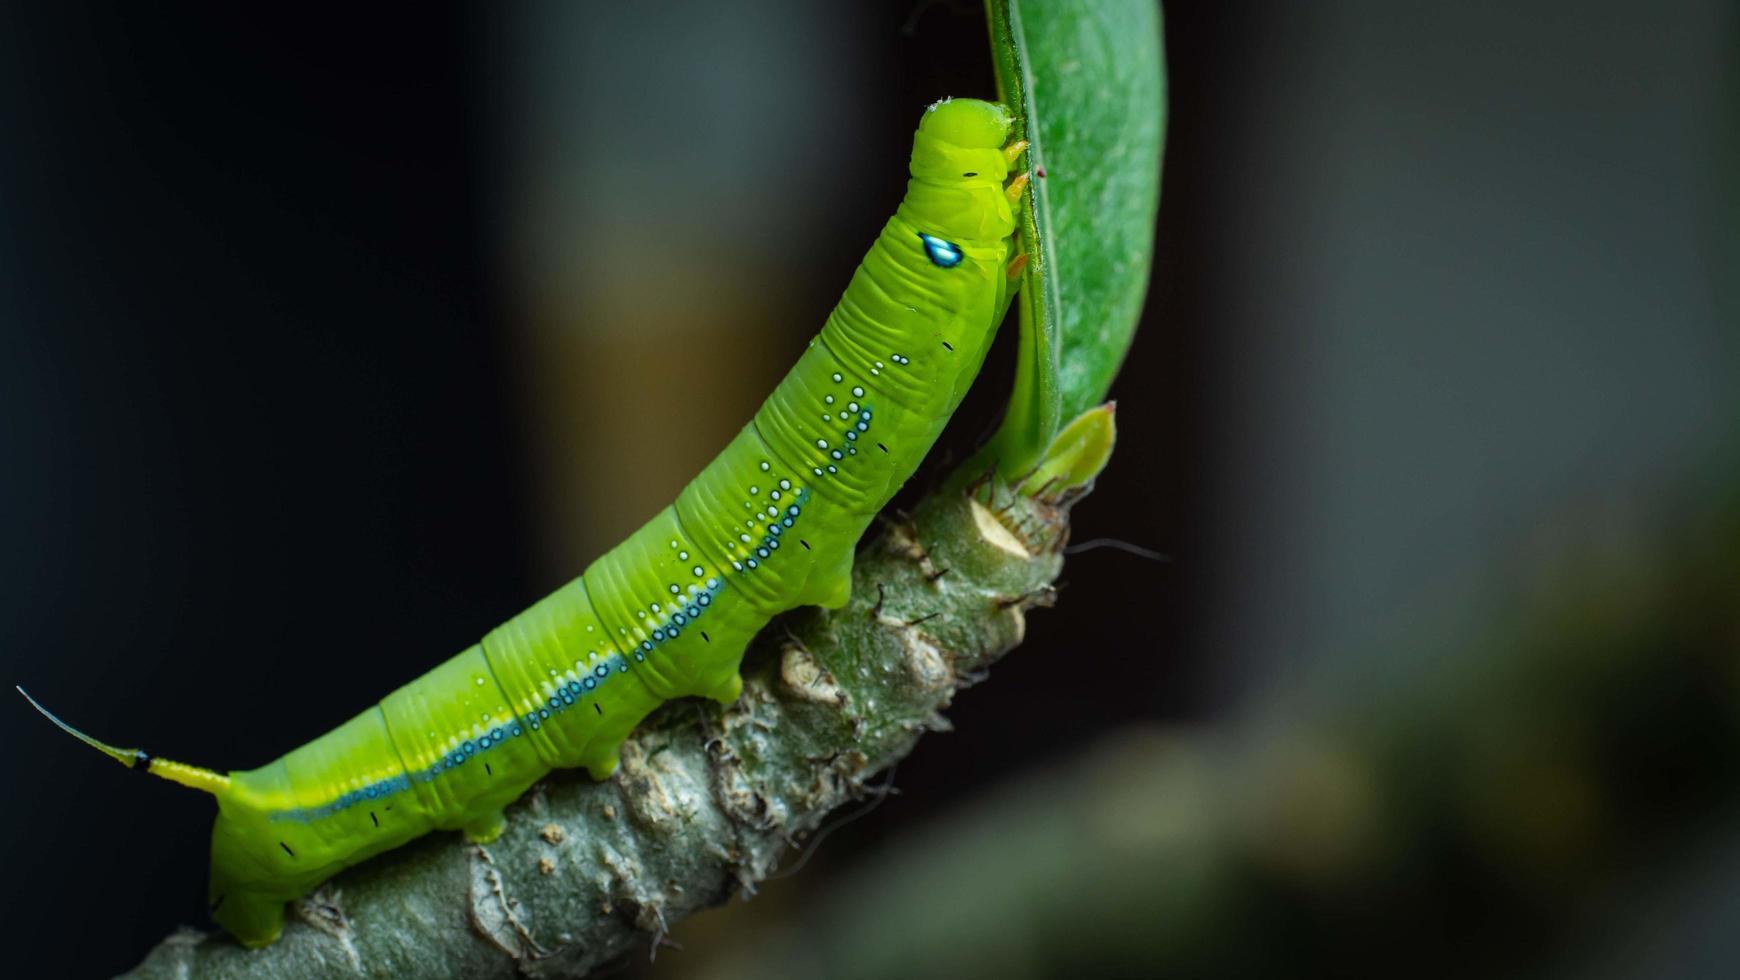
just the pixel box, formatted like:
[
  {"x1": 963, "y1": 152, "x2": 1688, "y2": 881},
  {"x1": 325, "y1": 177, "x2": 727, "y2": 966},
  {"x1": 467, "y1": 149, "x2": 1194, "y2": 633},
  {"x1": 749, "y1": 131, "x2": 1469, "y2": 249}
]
[{"x1": 16, "y1": 686, "x2": 230, "y2": 796}]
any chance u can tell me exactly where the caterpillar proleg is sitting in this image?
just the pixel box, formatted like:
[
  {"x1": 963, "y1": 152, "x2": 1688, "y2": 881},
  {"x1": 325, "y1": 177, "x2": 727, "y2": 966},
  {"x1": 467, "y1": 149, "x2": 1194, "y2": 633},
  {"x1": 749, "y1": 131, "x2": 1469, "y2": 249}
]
[{"x1": 20, "y1": 97, "x2": 1028, "y2": 947}]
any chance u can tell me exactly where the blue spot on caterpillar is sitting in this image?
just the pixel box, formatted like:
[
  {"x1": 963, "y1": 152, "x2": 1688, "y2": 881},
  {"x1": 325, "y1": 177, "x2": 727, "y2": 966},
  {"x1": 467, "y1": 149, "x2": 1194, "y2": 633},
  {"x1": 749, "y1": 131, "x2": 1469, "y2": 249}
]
[
  {"x1": 918, "y1": 232, "x2": 965, "y2": 268},
  {"x1": 17, "y1": 96, "x2": 1028, "y2": 948}
]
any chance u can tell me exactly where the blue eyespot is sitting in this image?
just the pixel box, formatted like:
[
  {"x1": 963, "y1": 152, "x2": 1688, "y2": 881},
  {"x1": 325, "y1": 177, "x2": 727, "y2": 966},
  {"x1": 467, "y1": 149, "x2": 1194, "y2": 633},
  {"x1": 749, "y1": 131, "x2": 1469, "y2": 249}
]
[{"x1": 918, "y1": 232, "x2": 964, "y2": 269}]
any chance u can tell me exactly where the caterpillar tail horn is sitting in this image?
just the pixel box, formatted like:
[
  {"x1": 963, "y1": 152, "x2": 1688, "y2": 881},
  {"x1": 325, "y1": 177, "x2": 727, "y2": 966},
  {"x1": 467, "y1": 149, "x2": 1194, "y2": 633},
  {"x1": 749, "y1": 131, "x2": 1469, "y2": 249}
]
[{"x1": 15, "y1": 685, "x2": 230, "y2": 796}]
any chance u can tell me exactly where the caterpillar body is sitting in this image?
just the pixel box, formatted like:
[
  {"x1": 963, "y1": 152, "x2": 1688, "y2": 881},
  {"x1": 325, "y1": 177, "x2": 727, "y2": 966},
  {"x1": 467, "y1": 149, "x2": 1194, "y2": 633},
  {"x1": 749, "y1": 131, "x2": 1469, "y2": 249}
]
[{"x1": 21, "y1": 97, "x2": 1028, "y2": 948}]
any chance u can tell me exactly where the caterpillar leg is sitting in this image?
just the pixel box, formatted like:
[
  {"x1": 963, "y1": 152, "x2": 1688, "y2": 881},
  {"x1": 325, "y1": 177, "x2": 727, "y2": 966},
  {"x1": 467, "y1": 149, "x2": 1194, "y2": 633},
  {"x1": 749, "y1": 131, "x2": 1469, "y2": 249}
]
[
  {"x1": 1006, "y1": 253, "x2": 1030, "y2": 280},
  {"x1": 1002, "y1": 138, "x2": 1029, "y2": 165},
  {"x1": 702, "y1": 673, "x2": 744, "y2": 706},
  {"x1": 1004, "y1": 172, "x2": 1030, "y2": 203},
  {"x1": 585, "y1": 754, "x2": 619, "y2": 781},
  {"x1": 212, "y1": 890, "x2": 286, "y2": 949},
  {"x1": 462, "y1": 808, "x2": 508, "y2": 844}
]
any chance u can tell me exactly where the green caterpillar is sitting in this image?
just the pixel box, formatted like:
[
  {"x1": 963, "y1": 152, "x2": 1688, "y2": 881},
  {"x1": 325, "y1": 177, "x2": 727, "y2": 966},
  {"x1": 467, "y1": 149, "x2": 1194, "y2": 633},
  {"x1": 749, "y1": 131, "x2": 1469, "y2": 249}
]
[{"x1": 19, "y1": 97, "x2": 1029, "y2": 948}]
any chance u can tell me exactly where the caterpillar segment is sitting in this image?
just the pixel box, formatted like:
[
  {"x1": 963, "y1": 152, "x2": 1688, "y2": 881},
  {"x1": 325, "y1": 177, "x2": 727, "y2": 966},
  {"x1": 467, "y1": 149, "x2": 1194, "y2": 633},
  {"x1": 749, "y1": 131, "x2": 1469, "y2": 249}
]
[{"x1": 19, "y1": 96, "x2": 1031, "y2": 948}]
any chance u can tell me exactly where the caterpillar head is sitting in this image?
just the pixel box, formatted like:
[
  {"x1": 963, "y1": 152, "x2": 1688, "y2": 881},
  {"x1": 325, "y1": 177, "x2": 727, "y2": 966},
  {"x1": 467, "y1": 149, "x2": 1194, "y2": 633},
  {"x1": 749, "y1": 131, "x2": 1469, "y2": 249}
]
[
  {"x1": 904, "y1": 98, "x2": 1020, "y2": 242},
  {"x1": 919, "y1": 97, "x2": 1013, "y2": 151}
]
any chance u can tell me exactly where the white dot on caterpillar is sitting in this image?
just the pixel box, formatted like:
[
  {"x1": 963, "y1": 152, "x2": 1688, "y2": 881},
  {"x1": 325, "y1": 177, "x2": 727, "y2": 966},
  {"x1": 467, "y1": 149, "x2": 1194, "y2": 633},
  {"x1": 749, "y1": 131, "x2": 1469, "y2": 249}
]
[
  {"x1": 759, "y1": 461, "x2": 771, "y2": 471},
  {"x1": 651, "y1": 603, "x2": 662, "y2": 613},
  {"x1": 831, "y1": 373, "x2": 842, "y2": 382},
  {"x1": 779, "y1": 479, "x2": 791, "y2": 490},
  {"x1": 824, "y1": 394, "x2": 834, "y2": 404},
  {"x1": 852, "y1": 387, "x2": 864, "y2": 397},
  {"x1": 692, "y1": 566, "x2": 704, "y2": 576},
  {"x1": 875, "y1": 361, "x2": 884, "y2": 369},
  {"x1": 770, "y1": 490, "x2": 781, "y2": 500},
  {"x1": 739, "y1": 533, "x2": 752, "y2": 543},
  {"x1": 750, "y1": 485, "x2": 759, "y2": 495},
  {"x1": 669, "y1": 540, "x2": 679, "y2": 548},
  {"x1": 669, "y1": 584, "x2": 680, "y2": 594},
  {"x1": 816, "y1": 438, "x2": 828, "y2": 449},
  {"x1": 679, "y1": 550, "x2": 688, "y2": 561},
  {"x1": 847, "y1": 402, "x2": 859, "y2": 412}
]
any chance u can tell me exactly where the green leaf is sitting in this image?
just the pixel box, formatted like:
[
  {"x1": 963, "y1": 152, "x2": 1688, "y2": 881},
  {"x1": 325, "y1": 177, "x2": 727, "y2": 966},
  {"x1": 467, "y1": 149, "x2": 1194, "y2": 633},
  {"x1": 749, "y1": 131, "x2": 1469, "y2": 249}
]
[
  {"x1": 979, "y1": 0, "x2": 1167, "y2": 475},
  {"x1": 1016, "y1": 402, "x2": 1118, "y2": 500}
]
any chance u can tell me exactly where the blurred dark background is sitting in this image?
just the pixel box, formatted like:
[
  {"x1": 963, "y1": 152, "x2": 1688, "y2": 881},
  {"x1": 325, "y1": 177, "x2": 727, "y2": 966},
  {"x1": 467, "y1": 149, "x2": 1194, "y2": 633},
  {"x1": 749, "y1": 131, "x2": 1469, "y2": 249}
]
[{"x1": 1, "y1": 2, "x2": 1733, "y2": 977}]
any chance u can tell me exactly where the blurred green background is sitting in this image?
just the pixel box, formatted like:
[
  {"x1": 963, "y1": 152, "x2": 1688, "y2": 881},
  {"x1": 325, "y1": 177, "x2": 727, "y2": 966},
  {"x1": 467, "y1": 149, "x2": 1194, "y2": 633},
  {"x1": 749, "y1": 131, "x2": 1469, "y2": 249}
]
[{"x1": 1, "y1": 1, "x2": 1735, "y2": 977}]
